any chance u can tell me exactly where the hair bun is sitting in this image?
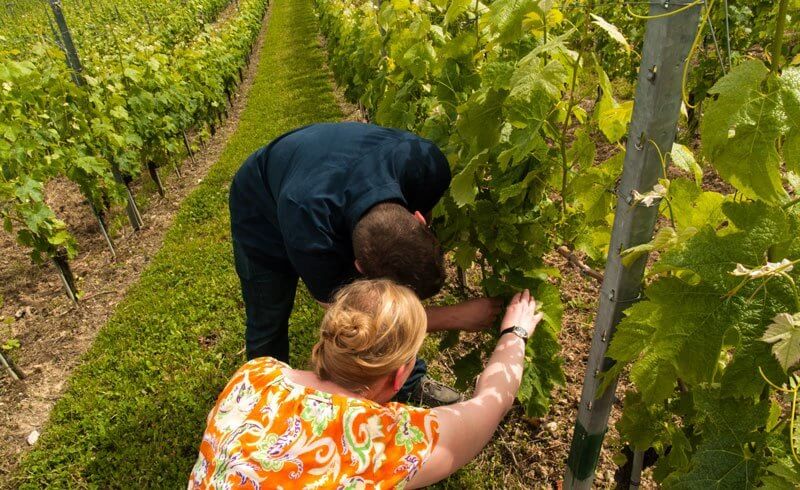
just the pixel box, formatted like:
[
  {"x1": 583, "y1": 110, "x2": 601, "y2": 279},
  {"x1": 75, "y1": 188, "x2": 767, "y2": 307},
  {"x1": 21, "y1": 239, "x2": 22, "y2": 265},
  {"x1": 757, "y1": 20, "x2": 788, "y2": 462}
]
[
  {"x1": 325, "y1": 309, "x2": 375, "y2": 352},
  {"x1": 311, "y1": 279, "x2": 427, "y2": 393}
]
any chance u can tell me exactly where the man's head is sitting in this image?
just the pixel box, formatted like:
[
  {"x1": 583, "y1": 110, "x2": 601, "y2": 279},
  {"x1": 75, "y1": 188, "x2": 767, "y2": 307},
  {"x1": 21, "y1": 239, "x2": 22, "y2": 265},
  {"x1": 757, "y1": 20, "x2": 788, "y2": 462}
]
[{"x1": 352, "y1": 202, "x2": 445, "y2": 299}]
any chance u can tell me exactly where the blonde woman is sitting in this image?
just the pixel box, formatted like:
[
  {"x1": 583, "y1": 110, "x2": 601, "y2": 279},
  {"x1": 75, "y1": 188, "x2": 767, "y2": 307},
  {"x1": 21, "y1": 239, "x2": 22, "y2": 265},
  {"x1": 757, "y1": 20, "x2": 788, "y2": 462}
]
[{"x1": 189, "y1": 279, "x2": 542, "y2": 489}]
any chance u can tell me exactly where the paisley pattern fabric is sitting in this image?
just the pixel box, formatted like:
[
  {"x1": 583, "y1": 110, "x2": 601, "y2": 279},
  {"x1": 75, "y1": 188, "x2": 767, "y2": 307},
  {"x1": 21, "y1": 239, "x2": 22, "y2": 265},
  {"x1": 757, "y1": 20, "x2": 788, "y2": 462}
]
[{"x1": 189, "y1": 357, "x2": 439, "y2": 489}]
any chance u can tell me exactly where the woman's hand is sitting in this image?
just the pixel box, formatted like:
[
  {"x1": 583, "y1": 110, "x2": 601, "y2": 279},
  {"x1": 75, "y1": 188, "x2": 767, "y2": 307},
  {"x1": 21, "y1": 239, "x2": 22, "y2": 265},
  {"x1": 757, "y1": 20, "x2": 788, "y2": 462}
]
[
  {"x1": 498, "y1": 289, "x2": 543, "y2": 338},
  {"x1": 409, "y1": 289, "x2": 545, "y2": 488}
]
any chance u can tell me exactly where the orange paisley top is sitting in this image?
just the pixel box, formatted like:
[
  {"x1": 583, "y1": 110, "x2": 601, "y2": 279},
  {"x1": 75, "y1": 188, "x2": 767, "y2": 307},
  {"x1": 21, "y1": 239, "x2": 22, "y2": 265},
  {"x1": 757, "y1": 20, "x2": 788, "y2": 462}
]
[{"x1": 189, "y1": 357, "x2": 439, "y2": 489}]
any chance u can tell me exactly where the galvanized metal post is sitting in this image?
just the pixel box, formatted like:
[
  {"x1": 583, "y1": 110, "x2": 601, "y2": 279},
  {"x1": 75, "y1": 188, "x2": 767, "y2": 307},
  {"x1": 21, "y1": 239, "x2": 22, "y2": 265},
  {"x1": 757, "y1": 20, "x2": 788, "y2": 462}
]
[
  {"x1": 48, "y1": 0, "x2": 128, "y2": 250},
  {"x1": 48, "y1": 0, "x2": 84, "y2": 85},
  {"x1": 0, "y1": 351, "x2": 25, "y2": 381},
  {"x1": 563, "y1": 3, "x2": 701, "y2": 488}
]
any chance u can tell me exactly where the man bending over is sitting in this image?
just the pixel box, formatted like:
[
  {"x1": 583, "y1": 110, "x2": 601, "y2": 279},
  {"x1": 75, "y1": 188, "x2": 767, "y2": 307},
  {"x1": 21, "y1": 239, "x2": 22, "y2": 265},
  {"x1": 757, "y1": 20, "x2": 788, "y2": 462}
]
[{"x1": 228, "y1": 122, "x2": 500, "y2": 405}]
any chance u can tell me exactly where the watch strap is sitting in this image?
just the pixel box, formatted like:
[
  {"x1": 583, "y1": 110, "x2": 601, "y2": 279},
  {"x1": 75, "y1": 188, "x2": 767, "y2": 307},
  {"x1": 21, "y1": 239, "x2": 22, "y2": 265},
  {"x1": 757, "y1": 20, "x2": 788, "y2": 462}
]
[{"x1": 499, "y1": 325, "x2": 528, "y2": 342}]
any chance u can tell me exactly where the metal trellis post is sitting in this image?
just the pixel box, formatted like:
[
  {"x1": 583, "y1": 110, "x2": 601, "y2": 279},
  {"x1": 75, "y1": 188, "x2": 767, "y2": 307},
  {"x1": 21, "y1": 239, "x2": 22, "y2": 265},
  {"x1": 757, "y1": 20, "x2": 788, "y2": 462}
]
[
  {"x1": 50, "y1": 0, "x2": 127, "y2": 255},
  {"x1": 48, "y1": 0, "x2": 84, "y2": 84},
  {"x1": 563, "y1": 2, "x2": 701, "y2": 488},
  {"x1": 51, "y1": 0, "x2": 144, "y2": 234}
]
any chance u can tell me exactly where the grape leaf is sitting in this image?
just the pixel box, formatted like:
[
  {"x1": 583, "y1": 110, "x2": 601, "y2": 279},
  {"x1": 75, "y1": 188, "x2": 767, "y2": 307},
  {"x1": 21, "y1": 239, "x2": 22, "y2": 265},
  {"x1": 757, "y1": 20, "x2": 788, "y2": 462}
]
[
  {"x1": 568, "y1": 152, "x2": 622, "y2": 223},
  {"x1": 656, "y1": 201, "x2": 798, "y2": 283},
  {"x1": 760, "y1": 431, "x2": 800, "y2": 490},
  {"x1": 567, "y1": 127, "x2": 596, "y2": 170},
  {"x1": 606, "y1": 301, "x2": 658, "y2": 364},
  {"x1": 507, "y1": 55, "x2": 566, "y2": 129},
  {"x1": 617, "y1": 390, "x2": 666, "y2": 450},
  {"x1": 701, "y1": 60, "x2": 786, "y2": 203},
  {"x1": 780, "y1": 67, "x2": 800, "y2": 174},
  {"x1": 518, "y1": 282, "x2": 564, "y2": 416},
  {"x1": 444, "y1": 0, "x2": 472, "y2": 25},
  {"x1": 761, "y1": 313, "x2": 800, "y2": 371},
  {"x1": 509, "y1": 54, "x2": 567, "y2": 101},
  {"x1": 456, "y1": 89, "x2": 505, "y2": 149},
  {"x1": 614, "y1": 202, "x2": 799, "y2": 401},
  {"x1": 574, "y1": 223, "x2": 612, "y2": 263},
  {"x1": 653, "y1": 427, "x2": 693, "y2": 482},
  {"x1": 629, "y1": 348, "x2": 679, "y2": 403},
  {"x1": 453, "y1": 244, "x2": 477, "y2": 269},
  {"x1": 497, "y1": 170, "x2": 537, "y2": 203},
  {"x1": 440, "y1": 31, "x2": 478, "y2": 61},
  {"x1": 484, "y1": 0, "x2": 537, "y2": 44},
  {"x1": 621, "y1": 226, "x2": 698, "y2": 268},
  {"x1": 663, "y1": 387, "x2": 769, "y2": 489},
  {"x1": 666, "y1": 179, "x2": 726, "y2": 233},
  {"x1": 452, "y1": 345, "x2": 484, "y2": 391},
  {"x1": 598, "y1": 100, "x2": 633, "y2": 144},
  {"x1": 670, "y1": 144, "x2": 703, "y2": 186},
  {"x1": 450, "y1": 150, "x2": 487, "y2": 206},
  {"x1": 590, "y1": 14, "x2": 631, "y2": 53}
]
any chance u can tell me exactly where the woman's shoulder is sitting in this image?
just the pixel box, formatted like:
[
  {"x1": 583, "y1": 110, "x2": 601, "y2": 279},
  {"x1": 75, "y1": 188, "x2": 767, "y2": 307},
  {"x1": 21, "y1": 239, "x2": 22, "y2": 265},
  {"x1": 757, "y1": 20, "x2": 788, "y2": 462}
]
[
  {"x1": 224, "y1": 356, "x2": 289, "y2": 389},
  {"x1": 239, "y1": 356, "x2": 289, "y2": 373}
]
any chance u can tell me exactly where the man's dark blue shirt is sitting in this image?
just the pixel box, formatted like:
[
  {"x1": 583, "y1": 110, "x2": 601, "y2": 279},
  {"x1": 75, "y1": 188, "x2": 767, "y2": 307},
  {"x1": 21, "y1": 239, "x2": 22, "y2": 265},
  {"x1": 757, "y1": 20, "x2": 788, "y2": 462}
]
[{"x1": 229, "y1": 122, "x2": 451, "y2": 302}]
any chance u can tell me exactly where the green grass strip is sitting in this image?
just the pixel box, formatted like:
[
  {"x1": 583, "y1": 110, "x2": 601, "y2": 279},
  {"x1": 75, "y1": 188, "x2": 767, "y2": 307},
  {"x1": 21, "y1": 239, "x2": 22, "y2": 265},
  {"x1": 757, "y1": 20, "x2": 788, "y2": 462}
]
[{"x1": 13, "y1": 0, "x2": 340, "y2": 486}]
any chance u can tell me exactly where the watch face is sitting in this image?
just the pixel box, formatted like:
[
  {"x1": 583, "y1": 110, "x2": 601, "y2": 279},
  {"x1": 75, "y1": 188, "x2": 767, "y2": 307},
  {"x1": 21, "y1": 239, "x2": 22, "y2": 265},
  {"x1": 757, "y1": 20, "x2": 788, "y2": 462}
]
[{"x1": 514, "y1": 327, "x2": 528, "y2": 340}]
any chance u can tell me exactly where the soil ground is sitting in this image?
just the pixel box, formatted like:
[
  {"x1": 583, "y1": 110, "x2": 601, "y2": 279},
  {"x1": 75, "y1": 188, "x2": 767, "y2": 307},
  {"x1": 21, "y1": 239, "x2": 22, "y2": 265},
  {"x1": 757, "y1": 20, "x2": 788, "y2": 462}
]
[{"x1": 0, "y1": 2, "x2": 270, "y2": 481}]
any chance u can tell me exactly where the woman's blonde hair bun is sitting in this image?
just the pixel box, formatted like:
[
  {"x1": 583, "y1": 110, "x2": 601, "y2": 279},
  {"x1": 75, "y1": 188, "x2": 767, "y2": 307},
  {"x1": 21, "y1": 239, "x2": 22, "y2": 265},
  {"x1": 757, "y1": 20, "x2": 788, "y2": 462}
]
[{"x1": 312, "y1": 279, "x2": 427, "y2": 392}]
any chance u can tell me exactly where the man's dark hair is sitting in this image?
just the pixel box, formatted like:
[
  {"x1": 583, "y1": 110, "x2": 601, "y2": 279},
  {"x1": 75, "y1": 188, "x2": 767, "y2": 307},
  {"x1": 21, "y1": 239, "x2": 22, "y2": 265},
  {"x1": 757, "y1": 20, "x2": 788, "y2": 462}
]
[{"x1": 353, "y1": 203, "x2": 445, "y2": 299}]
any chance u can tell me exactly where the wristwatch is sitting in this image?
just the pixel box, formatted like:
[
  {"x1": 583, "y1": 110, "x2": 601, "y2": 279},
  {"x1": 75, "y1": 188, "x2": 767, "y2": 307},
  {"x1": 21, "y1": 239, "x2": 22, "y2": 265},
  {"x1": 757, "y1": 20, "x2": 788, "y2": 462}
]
[{"x1": 499, "y1": 325, "x2": 529, "y2": 342}]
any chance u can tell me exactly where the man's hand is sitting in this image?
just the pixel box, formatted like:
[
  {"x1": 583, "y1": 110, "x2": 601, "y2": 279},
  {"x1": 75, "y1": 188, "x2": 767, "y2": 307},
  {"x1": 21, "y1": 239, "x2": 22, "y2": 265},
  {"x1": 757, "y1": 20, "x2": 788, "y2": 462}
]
[
  {"x1": 453, "y1": 298, "x2": 503, "y2": 331},
  {"x1": 425, "y1": 298, "x2": 503, "y2": 332}
]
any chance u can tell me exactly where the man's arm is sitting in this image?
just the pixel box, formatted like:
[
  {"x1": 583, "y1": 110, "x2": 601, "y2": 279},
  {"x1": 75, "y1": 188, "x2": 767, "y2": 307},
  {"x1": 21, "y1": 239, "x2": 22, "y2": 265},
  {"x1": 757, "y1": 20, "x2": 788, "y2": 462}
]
[
  {"x1": 425, "y1": 298, "x2": 502, "y2": 332},
  {"x1": 318, "y1": 297, "x2": 501, "y2": 333}
]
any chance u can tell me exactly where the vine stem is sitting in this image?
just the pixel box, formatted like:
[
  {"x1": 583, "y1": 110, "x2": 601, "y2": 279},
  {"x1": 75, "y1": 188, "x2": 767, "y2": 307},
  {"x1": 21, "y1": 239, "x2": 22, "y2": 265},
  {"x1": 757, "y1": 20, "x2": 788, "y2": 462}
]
[
  {"x1": 647, "y1": 139, "x2": 676, "y2": 227},
  {"x1": 760, "y1": 368, "x2": 800, "y2": 464},
  {"x1": 778, "y1": 272, "x2": 800, "y2": 312},
  {"x1": 556, "y1": 246, "x2": 604, "y2": 283},
  {"x1": 782, "y1": 195, "x2": 800, "y2": 210},
  {"x1": 771, "y1": 0, "x2": 789, "y2": 74},
  {"x1": 559, "y1": 1, "x2": 594, "y2": 218},
  {"x1": 559, "y1": 51, "x2": 583, "y2": 218}
]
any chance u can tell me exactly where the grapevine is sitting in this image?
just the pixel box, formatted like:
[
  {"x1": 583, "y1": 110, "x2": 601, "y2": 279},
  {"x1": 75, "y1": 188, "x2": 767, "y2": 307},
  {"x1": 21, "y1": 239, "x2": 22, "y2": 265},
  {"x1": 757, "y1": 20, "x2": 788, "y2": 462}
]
[
  {"x1": 1, "y1": 0, "x2": 268, "y2": 296},
  {"x1": 315, "y1": 0, "x2": 800, "y2": 486}
]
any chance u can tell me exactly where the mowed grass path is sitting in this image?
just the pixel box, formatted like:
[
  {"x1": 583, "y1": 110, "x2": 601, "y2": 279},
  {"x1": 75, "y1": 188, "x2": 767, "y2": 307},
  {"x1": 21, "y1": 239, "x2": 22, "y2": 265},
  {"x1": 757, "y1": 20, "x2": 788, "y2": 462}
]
[{"x1": 13, "y1": 0, "x2": 340, "y2": 486}]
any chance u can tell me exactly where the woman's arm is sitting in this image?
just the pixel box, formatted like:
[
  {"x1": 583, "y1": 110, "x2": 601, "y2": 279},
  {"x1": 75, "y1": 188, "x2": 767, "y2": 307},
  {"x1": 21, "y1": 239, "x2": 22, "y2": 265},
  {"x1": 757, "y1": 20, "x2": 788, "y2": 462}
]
[{"x1": 407, "y1": 291, "x2": 542, "y2": 488}]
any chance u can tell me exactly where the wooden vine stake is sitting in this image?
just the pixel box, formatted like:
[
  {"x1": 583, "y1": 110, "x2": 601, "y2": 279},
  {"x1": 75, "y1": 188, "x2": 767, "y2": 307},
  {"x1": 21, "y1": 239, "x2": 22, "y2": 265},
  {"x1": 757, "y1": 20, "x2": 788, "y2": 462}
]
[{"x1": 563, "y1": 3, "x2": 701, "y2": 488}]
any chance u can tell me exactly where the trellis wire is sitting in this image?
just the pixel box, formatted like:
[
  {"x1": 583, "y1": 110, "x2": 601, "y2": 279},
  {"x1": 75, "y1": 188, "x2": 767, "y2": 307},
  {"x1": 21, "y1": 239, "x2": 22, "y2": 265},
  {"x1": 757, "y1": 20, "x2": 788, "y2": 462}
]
[
  {"x1": 723, "y1": 0, "x2": 732, "y2": 70},
  {"x1": 706, "y1": 12, "x2": 726, "y2": 73}
]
